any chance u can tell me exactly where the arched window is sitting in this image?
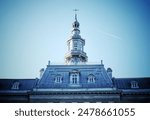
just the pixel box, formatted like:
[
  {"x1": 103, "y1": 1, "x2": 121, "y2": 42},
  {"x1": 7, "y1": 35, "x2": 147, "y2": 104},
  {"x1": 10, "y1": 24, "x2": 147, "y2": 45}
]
[
  {"x1": 54, "y1": 75, "x2": 63, "y2": 83},
  {"x1": 70, "y1": 70, "x2": 80, "y2": 86},
  {"x1": 131, "y1": 81, "x2": 139, "y2": 89},
  {"x1": 11, "y1": 81, "x2": 20, "y2": 90},
  {"x1": 87, "y1": 74, "x2": 96, "y2": 83},
  {"x1": 72, "y1": 74, "x2": 78, "y2": 84}
]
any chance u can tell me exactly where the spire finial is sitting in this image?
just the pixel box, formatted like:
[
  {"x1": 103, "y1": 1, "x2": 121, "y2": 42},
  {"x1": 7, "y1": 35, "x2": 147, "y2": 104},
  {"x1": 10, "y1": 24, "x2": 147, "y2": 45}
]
[
  {"x1": 101, "y1": 60, "x2": 103, "y2": 65},
  {"x1": 73, "y1": 9, "x2": 79, "y2": 21}
]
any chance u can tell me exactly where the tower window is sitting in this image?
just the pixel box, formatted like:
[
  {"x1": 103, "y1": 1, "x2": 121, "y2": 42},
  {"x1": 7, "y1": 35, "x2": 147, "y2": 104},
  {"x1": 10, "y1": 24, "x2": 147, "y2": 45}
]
[
  {"x1": 87, "y1": 74, "x2": 96, "y2": 83},
  {"x1": 54, "y1": 75, "x2": 63, "y2": 83},
  {"x1": 131, "y1": 81, "x2": 139, "y2": 89},
  {"x1": 11, "y1": 81, "x2": 20, "y2": 90},
  {"x1": 74, "y1": 42, "x2": 78, "y2": 50}
]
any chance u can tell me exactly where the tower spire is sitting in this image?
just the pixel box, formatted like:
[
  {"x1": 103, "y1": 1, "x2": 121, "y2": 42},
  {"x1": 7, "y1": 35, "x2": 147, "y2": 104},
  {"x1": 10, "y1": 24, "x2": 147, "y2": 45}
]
[
  {"x1": 72, "y1": 9, "x2": 80, "y2": 29},
  {"x1": 65, "y1": 11, "x2": 88, "y2": 65},
  {"x1": 73, "y1": 9, "x2": 78, "y2": 21},
  {"x1": 75, "y1": 13, "x2": 77, "y2": 21}
]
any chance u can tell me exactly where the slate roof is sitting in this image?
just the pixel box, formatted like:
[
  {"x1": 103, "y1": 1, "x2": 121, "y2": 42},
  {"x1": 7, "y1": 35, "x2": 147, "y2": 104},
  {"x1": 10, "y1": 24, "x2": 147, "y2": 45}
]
[
  {"x1": 37, "y1": 64, "x2": 113, "y2": 88},
  {"x1": 114, "y1": 77, "x2": 150, "y2": 89},
  {"x1": 0, "y1": 79, "x2": 37, "y2": 90},
  {"x1": 0, "y1": 77, "x2": 150, "y2": 91}
]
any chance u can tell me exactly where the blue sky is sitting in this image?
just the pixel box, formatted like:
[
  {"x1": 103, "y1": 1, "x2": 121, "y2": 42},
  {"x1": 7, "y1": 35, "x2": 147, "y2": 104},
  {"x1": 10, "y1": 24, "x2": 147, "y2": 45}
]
[{"x1": 0, "y1": 0, "x2": 150, "y2": 78}]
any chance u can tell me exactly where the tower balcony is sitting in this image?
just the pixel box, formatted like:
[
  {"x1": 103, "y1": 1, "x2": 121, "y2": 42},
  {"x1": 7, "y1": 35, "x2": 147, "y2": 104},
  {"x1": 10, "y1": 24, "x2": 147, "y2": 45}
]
[{"x1": 65, "y1": 50, "x2": 87, "y2": 59}]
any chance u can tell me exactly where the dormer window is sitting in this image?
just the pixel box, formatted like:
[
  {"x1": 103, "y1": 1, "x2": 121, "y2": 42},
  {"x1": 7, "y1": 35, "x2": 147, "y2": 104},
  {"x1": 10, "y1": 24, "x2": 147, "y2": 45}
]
[
  {"x1": 131, "y1": 81, "x2": 139, "y2": 89},
  {"x1": 72, "y1": 74, "x2": 78, "y2": 84},
  {"x1": 11, "y1": 81, "x2": 20, "y2": 90},
  {"x1": 70, "y1": 73, "x2": 79, "y2": 85},
  {"x1": 54, "y1": 75, "x2": 63, "y2": 83},
  {"x1": 87, "y1": 74, "x2": 96, "y2": 83},
  {"x1": 69, "y1": 70, "x2": 80, "y2": 86}
]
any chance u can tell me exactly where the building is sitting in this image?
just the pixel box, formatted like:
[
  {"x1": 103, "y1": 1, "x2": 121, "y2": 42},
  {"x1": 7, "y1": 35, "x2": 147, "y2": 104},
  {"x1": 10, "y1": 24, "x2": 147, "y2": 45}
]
[{"x1": 0, "y1": 13, "x2": 150, "y2": 103}]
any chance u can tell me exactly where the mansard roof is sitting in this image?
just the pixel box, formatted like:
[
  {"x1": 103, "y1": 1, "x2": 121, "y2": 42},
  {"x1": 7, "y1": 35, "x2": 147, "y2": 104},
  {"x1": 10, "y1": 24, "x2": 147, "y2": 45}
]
[
  {"x1": 0, "y1": 79, "x2": 37, "y2": 90},
  {"x1": 0, "y1": 77, "x2": 150, "y2": 91},
  {"x1": 114, "y1": 77, "x2": 150, "y2": 89}
]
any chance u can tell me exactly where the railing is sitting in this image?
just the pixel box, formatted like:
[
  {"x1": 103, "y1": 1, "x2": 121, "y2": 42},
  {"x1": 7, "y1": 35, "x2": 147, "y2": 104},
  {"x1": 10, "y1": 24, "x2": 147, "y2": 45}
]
[
  {"x1": 65, "y1": 50, "x2": 87, "y2": 57},
  {"x1": 47, "y1": 62, "x2": 103, "y2": 65}
]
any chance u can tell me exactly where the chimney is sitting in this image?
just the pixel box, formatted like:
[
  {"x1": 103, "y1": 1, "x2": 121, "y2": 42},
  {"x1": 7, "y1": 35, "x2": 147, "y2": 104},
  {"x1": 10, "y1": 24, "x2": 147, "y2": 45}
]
[
  {"x1": 40, "y1": 68, "x2": 44, "y2": 79},
  {"x1": 107, "y1": 68, "x2": 112, "y2": 79}
]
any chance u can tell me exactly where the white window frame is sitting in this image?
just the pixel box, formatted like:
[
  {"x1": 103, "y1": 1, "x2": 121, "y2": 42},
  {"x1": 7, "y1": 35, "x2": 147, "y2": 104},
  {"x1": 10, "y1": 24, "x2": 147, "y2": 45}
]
[
  {"x1": 131, "y1": 81, "x2": 139, "y2": 88},
  {"x1": 11, "y1": 82, "x2": 20, "y2": 90},
  {"x1": 87, "y1": 74, "x2": 96, "y2": 83},
  {"x1": 54, "y1": 75, "x2": 63, "y2": 83},
  {"x1": 69, "y1": 71, "x2": 80, "y2": 86}
]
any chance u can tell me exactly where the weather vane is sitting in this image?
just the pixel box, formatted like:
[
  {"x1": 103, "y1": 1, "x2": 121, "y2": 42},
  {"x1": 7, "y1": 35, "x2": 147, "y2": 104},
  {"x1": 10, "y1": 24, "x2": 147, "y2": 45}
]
[{"x1": 73, "y1": 9, "x2": 79, "y2": 14}]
